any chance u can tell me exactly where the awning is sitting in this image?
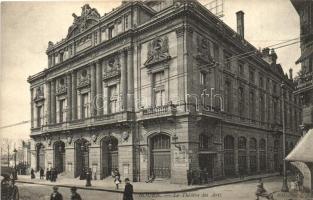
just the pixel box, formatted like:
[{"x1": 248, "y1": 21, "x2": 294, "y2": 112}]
[
  {"x1": 286, "y1": 129, "x2": 313, "y2": 162},
  {"x1": 296, "y1": 46, "x2": 313, "y2": 64}
]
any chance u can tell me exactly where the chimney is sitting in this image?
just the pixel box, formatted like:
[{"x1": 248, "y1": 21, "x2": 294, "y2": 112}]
[
  {"x1": 270, "y1": 49, "x2": 277, "y2": 64},
  {"x1": 289, "y1": 68, "x2": 293, "y2": 80},
  {"x1": 236, "y1": 11, "x2": 245, "y2": 38}
]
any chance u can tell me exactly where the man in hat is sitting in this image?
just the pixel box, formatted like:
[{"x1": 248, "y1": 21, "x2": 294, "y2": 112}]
[
  {"x1": 50, "y1": 186, "x2": 63, "y2": 200},
  {"x1": 123, "y1": 178, "x2": 133, "y2": 200},
  {"x1": 70, "y1": 187, "x2": 82, "y2": 200}
]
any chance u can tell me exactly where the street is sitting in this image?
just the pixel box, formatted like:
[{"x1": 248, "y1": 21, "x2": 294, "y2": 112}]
[{"x1": 16, "y1": 176, "x2": 313, "y2": 200}]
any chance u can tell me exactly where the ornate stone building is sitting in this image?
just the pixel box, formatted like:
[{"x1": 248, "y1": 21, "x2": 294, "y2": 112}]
[
  {"x1": 291, "y1": 0, "x2": 313, "y2": 132},
  {"x1": 28, "y1": 0, "x2": 302, "y2": 184}
]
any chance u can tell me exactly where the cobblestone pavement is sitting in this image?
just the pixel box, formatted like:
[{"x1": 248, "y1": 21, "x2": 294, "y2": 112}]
[{"x1": 16, "y1": 176, "x2": 313, "y2": 200}]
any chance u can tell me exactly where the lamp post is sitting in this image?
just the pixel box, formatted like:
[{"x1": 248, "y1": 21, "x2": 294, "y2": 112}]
[
  {"x1": 13, "y1": 148, "x2": 17, "y2": 180},
  {"x1": 281, "y1": 83, "x2": 289, "y2": 192}
]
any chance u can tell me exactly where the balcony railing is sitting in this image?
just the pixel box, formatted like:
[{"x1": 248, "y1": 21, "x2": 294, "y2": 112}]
[
  {"x1": 142, "y1": 104, "x2": 177, "y2": 116},
  {"x1": 296, "y1": 71, "x2": 313, "y2": 90}
]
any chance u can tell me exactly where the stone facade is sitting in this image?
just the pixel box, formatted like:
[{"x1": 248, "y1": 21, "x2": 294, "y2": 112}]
[{"x1": 28, "y1": 0, "x2": 302, "y2": 184}]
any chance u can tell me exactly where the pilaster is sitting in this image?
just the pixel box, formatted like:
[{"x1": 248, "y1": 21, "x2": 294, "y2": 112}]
[
  {"x1": 72, "y1": 71, "x2": 78, "y2": 120},
  {"x1": 127, "y1": 46, "x2": 134, "y2": 111},
  {"x1": 96, "y1": 60, "x2": 103, "y2": 116}
]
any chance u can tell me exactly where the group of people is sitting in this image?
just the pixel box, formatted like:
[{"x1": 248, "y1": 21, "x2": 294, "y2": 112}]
[
  {"x1": 49, "y1": 178, "x2": 133, "y2": 200},
  {"x1": 50, "y1": 186, "x2": 82, "y2": 200},
  {"x1": 187, "y1": 169, "x2": 211, "y2": 185},
  {"x1": 30, "y1": 168, "x2": 58, "y2": 182}
]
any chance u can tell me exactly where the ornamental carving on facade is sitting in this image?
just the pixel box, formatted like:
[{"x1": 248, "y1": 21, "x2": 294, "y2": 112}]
[
  {"x1": 56, "y1": 77, "x2": 67, "y2": 95},
  {"x1": 144, "y1": 36, "x2": 171, "y2": 67},
  {"x1": 196, "y1": 35, "x2": 215, "y2": 66},
  {"x1": 77, "y1": 69, "x2": 91, "y2": 89},
  {"x1": 67, "y1": 4, "x2": 101, "y2": 38},
  {"x1": 103, "y1": 57, "x2": 121, "y2": 80},
  {"x1": 34, "y1": 86, "x2": 44, "y2": 102}
]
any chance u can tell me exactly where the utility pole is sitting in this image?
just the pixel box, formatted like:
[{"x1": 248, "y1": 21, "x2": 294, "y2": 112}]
[
  {"x1": 281, "y1": 83, "x2": 289, "y2": 192},
  {"x1": 7, "y1": 144, "x2": 10, "y2": 167}
]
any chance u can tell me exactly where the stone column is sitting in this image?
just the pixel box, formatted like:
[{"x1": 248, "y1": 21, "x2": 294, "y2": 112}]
[
  {"x1": 72, "y1": 71, "x2": 78, "y2": 120},
  {"x1": 91, "y1": 63, "x2": 97, "y2": 117},
  {"x1": 120, "y1": 50, "x2": 127, "y2": 111},
  {"x1": 67, "y1": 73, "x2": 72, "y2": 121},
  {"x1": 51, "y1": 80, "x2": 56, "y2": 124},
  {"x1": 127, "y1": 47, "x2": 134, "y2": 111},
  {"x1": 103, "y1": 84, "x2": 108, "y2": 114},
  {"x1": 96, "y1": 60, "x2": 103, "y2": 116},
  {"x1": 46, "y1": 81, "x2": 51, "y2": 124},
  {"x1": 30, "y1": 88, "x2": 34, "y2": 128}
]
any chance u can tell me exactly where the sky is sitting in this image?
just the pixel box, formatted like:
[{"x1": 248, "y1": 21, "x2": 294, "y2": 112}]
[{"x1": 0, "y1": 0, "x2": 301, "y2": 142}]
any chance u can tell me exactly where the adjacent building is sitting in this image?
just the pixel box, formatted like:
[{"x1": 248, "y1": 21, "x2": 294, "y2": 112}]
[{"x1": 28, "y1": 0, "x2": 302, "y2": 184}]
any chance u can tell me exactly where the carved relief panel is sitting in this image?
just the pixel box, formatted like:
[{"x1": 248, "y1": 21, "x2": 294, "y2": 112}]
[
  {"x1": 56, "y1": 77, "x2": 67, "y2": 95},
  {"x1": 77, "y1": 68, "x2": 91, "y2": 89},
  {"x1": 144, "y1": 36, "x2": 171, "y2": 68},
  {"x1": 103, "y1": 55, "x2": 121, "y2": 81},
  {"x1": 196, "y1": 35, "x2": 215, "y2": 67}
]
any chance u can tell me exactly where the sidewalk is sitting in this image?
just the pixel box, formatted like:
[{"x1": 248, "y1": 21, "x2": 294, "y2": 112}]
[{"x1": 16, "y1": 173, "x2": 279, "y2": 194}]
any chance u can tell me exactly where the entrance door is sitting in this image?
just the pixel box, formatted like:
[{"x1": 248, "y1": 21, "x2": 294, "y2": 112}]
[
  {"x1": 54, "y1": 141, "x2": 65, "y2": 173},
  {"x1": 75, "y1": 139, "x2": 89, "y2": 178},
  {"x1": 150, "y1": 134, "x2": 171, "y2": 179},
  {"x1": 199, "y1": 154, "x2": 214, "y2": 178},
  {"x1": 101, "y1": 136, "x2": 118, "y2": 179},
  {"x1": 36, "y1": 144, "x2": 45, "y2": 171}
]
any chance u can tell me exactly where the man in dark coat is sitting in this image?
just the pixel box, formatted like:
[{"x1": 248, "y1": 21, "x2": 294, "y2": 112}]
[
  {"x1": 70, "y1": 187, "x2": 82, "y2": 200},
  {"x1": 30, "y1": 168, "x2": 35, "y2": 179},
  {"x1": 40, "y1": 168, "x2": 44, "y2": 179},
  {"x1": 46, "y1": 168, "x2": 51, "y2": 181},
  {"x1": 123, "y1": 178, "x2": 133, "y2": 200},
  {"x1": 50, "y1": 186, "x2": 63, "y2": 200}
]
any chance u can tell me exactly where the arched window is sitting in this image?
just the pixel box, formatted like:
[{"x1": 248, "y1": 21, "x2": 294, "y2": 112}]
[
  {"x1": 259, "y1": 139, "x2": 266, "y2": 171},
  {"x1": 249, "y1": 138, "x2": 257, "y2": 173},
  {"x1": 238, "y1": 137, "x2": 247, "y2": 174},
  {"x1": 224, "y1": 135, "x2": 235, "y2": 176}
]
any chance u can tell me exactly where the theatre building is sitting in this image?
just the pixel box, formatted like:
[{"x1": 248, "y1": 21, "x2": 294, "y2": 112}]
[{"x1": 28, "y1": 0, "x2": 302, "y2": 184}]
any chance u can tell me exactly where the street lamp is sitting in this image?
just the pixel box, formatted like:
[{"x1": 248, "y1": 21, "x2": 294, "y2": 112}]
[
  {"x1": 281, "y1": 83, "x2": 289, "y2": 192},
  {"x1": 13, "y1": 148, "x2": 17, "y2": 180}
]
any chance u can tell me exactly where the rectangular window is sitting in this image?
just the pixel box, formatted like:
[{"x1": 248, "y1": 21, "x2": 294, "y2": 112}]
[
  {"x1": 108, "y1": 26, "x2": 114, "y2": 39},
  {"x1": 239, "y1": 62, "x2": 244, "y2": 75},
  {"x1": 260, "y1": 94, "x2": 265, "y2": 122},
  {"x1": 109, "y1": 85, "x2": 118, "y2": 114},
  {"x1": 81, "y1": 93, "x2": 89, "y2": 119},
  {"x1": 249, "y1": 69, "x2": 255, "y2": 83},
  {"x1": 273, "y1": 99, "x2": 278, "y2": 123},
  {"x1": 213, "y1": 43, "x2": 219, "y2": 61},
  {"x1": 153, "y1": 71, "x2": 165, "y2": 107},
  {"x1": 59, "y1": 99, "x2": 66, "y2": 123},
  {"x1": 200, "y1": 72, "x2": 206, "y2": 85},
  {"x1": 238, "y1": 87, "x2": 244, "y2": 118},
  {"x1": 37, "y1": 106, "x2": 42, "y2": 127},
  {"x1": 249, "y1": 90, "x2": 255, "y2": 120},
  {"x1": 224, "y1": 51, "x2": 232, "y2": 69},
  {"x1": 259, "y1": 76, "x2": 264, "y2": 88},
  {"x1": 225, "y1": 80, "x2": 232, "y2": 112}
]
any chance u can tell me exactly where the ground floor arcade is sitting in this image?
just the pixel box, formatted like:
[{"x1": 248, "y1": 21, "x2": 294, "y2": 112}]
[{"x1": 30, "y1": 116, "x2": 299, "y2": 184}]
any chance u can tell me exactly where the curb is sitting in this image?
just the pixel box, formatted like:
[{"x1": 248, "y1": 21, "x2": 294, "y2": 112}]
[{"x1": 16, "y1": 173, "x2": 280, "y2": 194}]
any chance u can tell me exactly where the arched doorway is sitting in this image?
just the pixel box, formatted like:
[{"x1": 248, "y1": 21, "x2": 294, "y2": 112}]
[
  {"x1": 150, "y1": 133, "x2": 171, "y2": 179},
  {"x1": 249, "y1": 138, "x2": 257, "y2": 173},
  {"x1": 259, "y1": 139, "x2": 266, "y2": 171},
  {"x1": 36, "y1": 143, "x2": 45, "y2": 171},
  {"x1": 238, "y1": 137, "x2": 247, "y2": 175},
  {"x1": 54, "y1": 141, "x2": 65, "y2": 173},
  {"x1": 101, "y1": 136, "x2": 118, "y2": 179},
  {"x1": 75, "y1": 138, "x2": 89, "y2": 178},
  {"x1": 224, "y1": 135, "x2": 235, "y2": 176}
]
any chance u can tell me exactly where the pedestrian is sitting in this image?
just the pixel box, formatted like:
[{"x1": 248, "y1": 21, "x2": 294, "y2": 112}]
[
  {"x1": 7, "y1": 179, "x2": 19, "y2": 200},
  {"x1": 114, "y1": 175, "x2": 120, "y2": 189},
  {"x1": 70, "y1": 187, "x2": 82, "y2": 200},
  {"x1": 50, "y1": 186, "x2": 63, "y2": 200},
  {"x1": 40, "y1": 168, "x2": 44, "y2": 179},
  {"x1": 123, "y1": 178, "x2": 133, "y2": 200},
  {"x1": 46, "y1": 168, "x2": 51, "y2": 181},
  {"x1": 30, "y1": 168, "x2": 35, "y2": 179},
  {"x1": 255, "y1": 178, "x2": 274, "y2": 200}
]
